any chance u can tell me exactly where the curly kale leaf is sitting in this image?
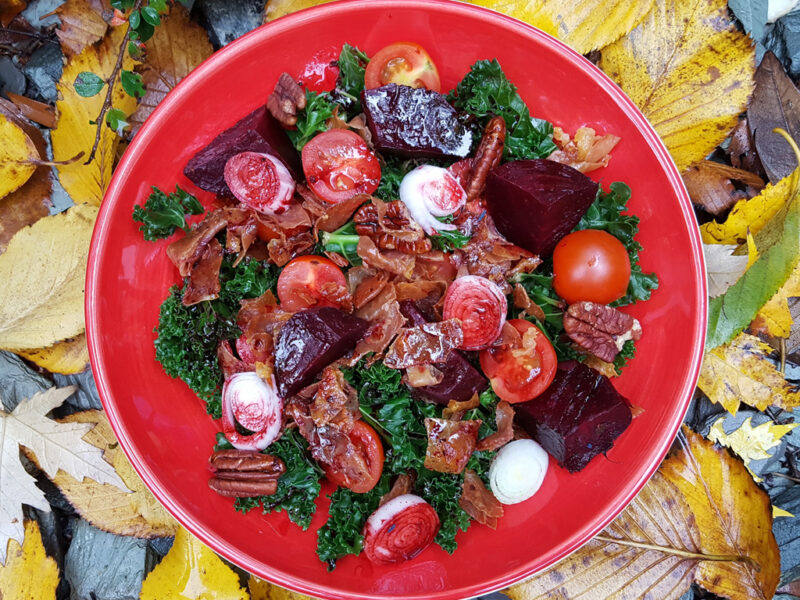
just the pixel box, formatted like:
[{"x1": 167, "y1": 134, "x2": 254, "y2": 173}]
[
  {"x1": 286, "y1": 89, "x2": 338, "y2": 151},
  {"x1": 449, "y1": 59, "x2": 556, "y2": 161},
  {"x1": 154, "y1": 256, "x2": 278, "y2": 417},
  {"x1": 574, "y1": 182, "x2": 659, "y2": 305},
  {"x1": 234, "y1": 428, "x2": 323, "y2": 529},
  {"x1": 132, "y1": 185, "x2": 204, "y2": 241},
  {"x1": 320, "y1": 221, "x2": 362, "y2": 267},
  {"x1": 331, "y1": 43, "x2": 370, "y2": 117}
]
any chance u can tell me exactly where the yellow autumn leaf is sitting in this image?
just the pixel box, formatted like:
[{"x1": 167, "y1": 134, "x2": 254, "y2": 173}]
[
  {"x1": 701, "y1": 174, "x2": 797, "y2": 245},
  {"x1": 52, "y1": 26, "x2": 136, "y2": 205},
  {"x1": 0, "y1": 203, "x2": 98, "y2": 351},
  {"x1": 459, "y1": 1, "x2": 558, "y2": 37},
  {"x1": 774, "y1": 506, "x2": 794, "y2": 518},
  {"x1": 750, "y1": 261, "x2": 800, "y2": 338},
  {"x1": 264, "y1": 0, "x2": 337, "y2": 21},
  {"x1": 698, "y1": 332, "x2": 800, "y2": 414},
  {"x1": 139, "y1": 527, "x2": 248, "y2": 600},
  {"x1": 17, "y1": 333, "x2": 89, "y2": 375},
  {"x1": 600, "y1": 0, "x2": 754, "y2": 172},
  {"x1": 0, "y1": 520, "x2": 58, "y2": 599},
  {"x1": 249, "y1": 576, "x2": 316, "y2": 600},
  {"x1": 707, "y1": 416, "x2": 797, "y2": 481},
  {"x1": 53, "y1": 410, "x2": 178, "y2": 537},
  {"x1": 0, "y1": 112, "x2": 39, "y2": 200}
]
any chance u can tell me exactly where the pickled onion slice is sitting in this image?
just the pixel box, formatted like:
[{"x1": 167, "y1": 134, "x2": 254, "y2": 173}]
[
  {"x1": 363, "y1": 494, "x2": 440, "y2": 564},
  {"x1": 224, "y1": 151, "x2": 295, "y2": 215},
  {"x1": 442, "y1": 275, "x2": 507, "y2": 351},
  {"x1": 221, "y1": 372, "x2": 283, "y2": 451},
  {"x1": 399, "y1": 165, "x2": 466, "y2": 234}
]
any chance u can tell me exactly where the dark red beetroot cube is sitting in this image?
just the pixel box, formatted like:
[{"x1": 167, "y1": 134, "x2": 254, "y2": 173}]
[
  {"x1": 362, "y1": 84, "x2": 473, "y2": 159},
  {"x1": 514, "y1": 361, "x2": 632, "y2": 472},
  {"x1": 184, "y1": 106, "x2": 301, "y2": 197},
  {"x1": 274, "y1": 307, "x2": 368, "y2": 398},
  {"x1": 398, "y1": 300, "x2": 487, "y2": 404},
  {"x1": 485, "y1": 159, "x2": 598, "y2": 256}
]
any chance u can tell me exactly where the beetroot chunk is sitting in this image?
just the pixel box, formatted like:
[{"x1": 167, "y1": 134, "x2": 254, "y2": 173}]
[
  {"x1": 485, "y1": 159, "x2": 598, "y2": 256},
  {"x1": 184, "y1": 107, "x2": 301, "y2": 197},
  {"x1": 362, "y1": 84, "x2": 473, "y2": 159},
  {"x1": 514, "y1": 361, "x2": 631, "y2": 472},
  {"x1": 399, "y1": 300, "x2": 487, "y2": 405},
  {"x1": 274, "y1": 307, "x2": 368, "y2": 398}
]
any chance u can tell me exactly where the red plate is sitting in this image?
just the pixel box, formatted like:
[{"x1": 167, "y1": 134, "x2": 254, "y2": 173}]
[{"x1": 86, "y1": 2, "x2": 707, "y2": 598}]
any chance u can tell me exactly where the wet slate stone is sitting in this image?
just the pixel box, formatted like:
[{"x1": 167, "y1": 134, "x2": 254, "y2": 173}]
[
  {"x1": 192, "y1": 0, "x2": 263, "y2": 48},
  {"x1": 0, "y1": 351, "x2": 51, "y2": 411},
  {"x1": 763, "y1": 9, "x2": 800, "y2": 80},
  {"x1": 0, "y1": 57, "x2": 27, "y2": 98},
  {"x1": 23, "y1": 43, "x2": 63, "y2": 103},
  {"x1": 24, "y1": 505, "x2": 71, "y2": 600},
  {"x1": 65, "y1": 519, "x2": 148, "y2": 600},
  {"x1": 773, "y1": 486, "x2": 800, "y2": 572},
  {"x1": 21, "y1": 0, "x2": 65, "y2": 28},
  {"x1": 54, "y1": 367, "x2": 102, "y2": 411}
]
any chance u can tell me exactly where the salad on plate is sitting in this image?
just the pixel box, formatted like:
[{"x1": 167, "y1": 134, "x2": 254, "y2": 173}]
[{"x1": 132, "y1": 41, "x2": 658, "y2": 569}]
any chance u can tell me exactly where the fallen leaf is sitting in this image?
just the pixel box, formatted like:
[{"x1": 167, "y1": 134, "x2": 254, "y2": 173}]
[
  {"x1": 703, "y1": 243, "x2": 749, "y2": 297},
  {"x1": 0, "y1": 520, "x2": 58, "y2": 600},
  {"x1": 748, "y1": 51, "x2": 800, "y2": 183},
  {"x1": 701, "y1": 173, "x2": 795, "y2": 244},
  {"x1": 129, "y1": 4, "x2": 213, "y2": 136},
  {"x1": 728, "y1": 118, "x2": 766, "y2": 177},
  {"x1": 508, "y1": 428, "x2": 779, "y2": 600},
  {"x1": 0, "y1": 112, "x2": 39, "y2": 200},
  {"x1": 52, "y1": 410, "x2": 178, "y2": 537},
  {"x1": 0, "y1": 99, "x2": 52, "y2": 254},
  {"x1": 684, "y1": 160, "x2": 764, "y2": 215},
  {"x1": 707, "y1": 415, "x2": 798, "y2": 479},
  {"x1": 750, "y1": 262, "x2": 800, "y2": 337},
  {"x1": 0, "y1": 203, "x2": 98, "y2": 351},
  {"x1": 774, "y1": 506, "x2": 794, "y2": 518},
  {"x1": 249, "y1": 576, "x2": 315, "y2": 600},
  {"x1": 599, "y1": 0, "x2": 755, "y2": 172},
  {"x1": 0, "y1": 386, "x2": 129, "y2": 564},
  {"x1": 0, "y1": 0, "x2": 26, "y2": 27},
  {"x1": 52, "y1": 26, "x2": 136, "y2": 205},
  {"x1": 55, "y1": 0, "x2": 108, "y2": 57},
  {"x1": 705, "y1": 168, "x2": 800, "y2": 349},
  {"x1": 264, "y1": 0, "x2": 339, "y2": 22},
  {"x1": 5, "y1": 92, "x2": 57, "y2": 129},
  {"x1": 698, "y1": 332, "x2": 800, "y2": 414},
  {"x1": 660, "y1": 429, "x2": 779, "y2": 600},
  {"x1": 16, "y1": 333, "x2": 90, "y2": 375},
  {"x1": 139, "y1": 527, "x2": 249, "y2": 600}
]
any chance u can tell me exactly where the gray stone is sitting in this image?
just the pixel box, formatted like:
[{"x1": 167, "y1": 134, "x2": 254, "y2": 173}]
[
  {"x1": 0, "y1": 351, "x2": 51, "y2": 411},
  {"x1": 42, "y1": 129, "x2": 75, "y2": 214},
  {"x1": 54, "y1": 367, "x2": 102, "y2": 411},
  {"x1": 193, "y1": 0, "x2": 263, "y2": 48},
  {"x1": 21, "y1": 0, "x2": 65, "y2": 28},
  {"x1": 65, "y1": 519, "x2": 148, "y2": 600},
  {"x1": 764, "y1": 8, "x2": 800, "y2": 80},
  {"x1": 23, "y1": 43, "x2": 63, "y2": 104},
  {"x1": 0, "y1": 57, "x2": 26, "y2": 97}
]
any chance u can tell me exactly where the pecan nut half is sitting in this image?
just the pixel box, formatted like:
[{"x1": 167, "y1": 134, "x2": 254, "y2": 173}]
[
  {"x1": 563, "y1": 301, "x2": 642, "y2": 363},
  {"x1": 208, "y1": 449, "x2": 285, "y2": 497},
  {"x1": 465, "y1": 116, "x2": 505, "y2": 202},
  {"x1": 267, "y1": 72, "x2": 306, "y2": 127},
  {"x1": 354, "y1": 200, "x2": 432, "y2": 254}
]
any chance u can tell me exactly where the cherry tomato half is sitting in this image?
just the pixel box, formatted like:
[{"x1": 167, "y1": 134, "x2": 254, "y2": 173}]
[
  {"x1": 276, "y1": 255, "x2": 347, "y2": 312},
  {"x1": 301, "y1": 129, "x2": 381, "y2": 204},
  {"x1": 479, "y1": 320, "x2": 557, "y2": 404},
  {"x1": 364, "y1": 42, "x2": 441, "y2": 92},
  {"x1": 325, "y1": 421, "x2": 385, "y2": 493},
  {"x1": 552, "y1": 229, "x2": 631, "y2": 305}
]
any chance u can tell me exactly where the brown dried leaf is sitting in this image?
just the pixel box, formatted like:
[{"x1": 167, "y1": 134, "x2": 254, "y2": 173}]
[
  {"x1": 728, "y1": 118, "x2": 765, "y2": 177},
  {"x1": 683, "y1": 160, "x2": 764, "y2": 215},
  {"x1": 53, "y1": 410, "x2": 178, "y2": 537},
  {"x1": 749, "y1": 52, "x2": 800, "y2": 184},
  {"x1": 5, "y1": 92, "x2": 56, "y2": 129},
  {"x1": 508, "y1": 429, "x2": 779, "y2": 600},
  {"x1": 55, "y1": 0, "x2": 108, "y2": 57},
  {"x1": 0, "y1": 100, "x2": 51, "y2": 254},
  {"x1": 129, "y1": 4, "x2": 212, "y2": 136},
  {"x1": 0, "y1": 0, "x2": 26, "y2": 27}
]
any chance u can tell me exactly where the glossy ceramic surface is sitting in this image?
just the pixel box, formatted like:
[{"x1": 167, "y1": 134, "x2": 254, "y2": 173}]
[{"x1": 86, "y1": 1, "x2": 707, "y2": 598}]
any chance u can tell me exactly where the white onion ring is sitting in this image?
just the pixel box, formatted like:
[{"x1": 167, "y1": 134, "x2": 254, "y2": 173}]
[
  {"x1": 399, "y1": 165, "x2": 467, "y2": 234},
  {"x1": 221, "y1": 372, "x2": 283, "y2": 451}
]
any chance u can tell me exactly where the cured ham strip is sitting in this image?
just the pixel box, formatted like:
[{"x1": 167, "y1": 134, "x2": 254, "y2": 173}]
[
  {"x1": 384, "y1": 319, "x2": 463, "y2": 369},
  {"x1": 423, "y1": 418, "x2": 480, "y2": 474},
  {"x1": 459, "y1": 469, "x2": 503, "y2": 529},
  {"x1": 379, "y1": 473, "x2": 415, "y2": 507},
  {"x1": 182, "y1": 238, "x2": 223, "y2": 306},
  {"x1": 548, "y1": 126, "x2": 621, "y2": 174},
  {"x1": 357, "y1": 236, "x2": 415, "y2": 280},
  {"x1": 477, "y1": 400, "x2": 514, "y2": 451},
  {"x1": 167, "y1": 208, "x2": 229, "y2": 277}
]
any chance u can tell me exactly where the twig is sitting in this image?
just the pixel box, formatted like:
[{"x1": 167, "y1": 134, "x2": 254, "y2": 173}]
[
  {"x1": 771, "y1": 472, "x2": 800, "y2": 484},
  {"x1": 84, "y1": 0, "x2": 143, "y2": 166},
  {"x1": 0, "y1": 25, "x2": 59, "y2": 45},
  {"x1": 780, "y1": 337, "x2": 787, "y2": 374}
]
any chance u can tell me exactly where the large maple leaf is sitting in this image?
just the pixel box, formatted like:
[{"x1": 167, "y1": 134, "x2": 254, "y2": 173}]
[{"x1": 0, "y1": 386, "x2": 129, "y2": 564}]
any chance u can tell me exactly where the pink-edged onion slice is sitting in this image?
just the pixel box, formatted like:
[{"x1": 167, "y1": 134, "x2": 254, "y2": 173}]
[
  {"x1": 221, "y1": 372, "x2": 283, "y2": 451},
  {"x1": 399, "y1": 165, "x2": 467, "y2": 234},
  {"x1": 443, "y1": 275, "x2": 507, "y2": 351},
  {"x1": 363, "y1": 494, "x2": 440, "y2": 565},
  {"x1": 223, "y1": 151, "x2": 295, "y2": 215}
]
